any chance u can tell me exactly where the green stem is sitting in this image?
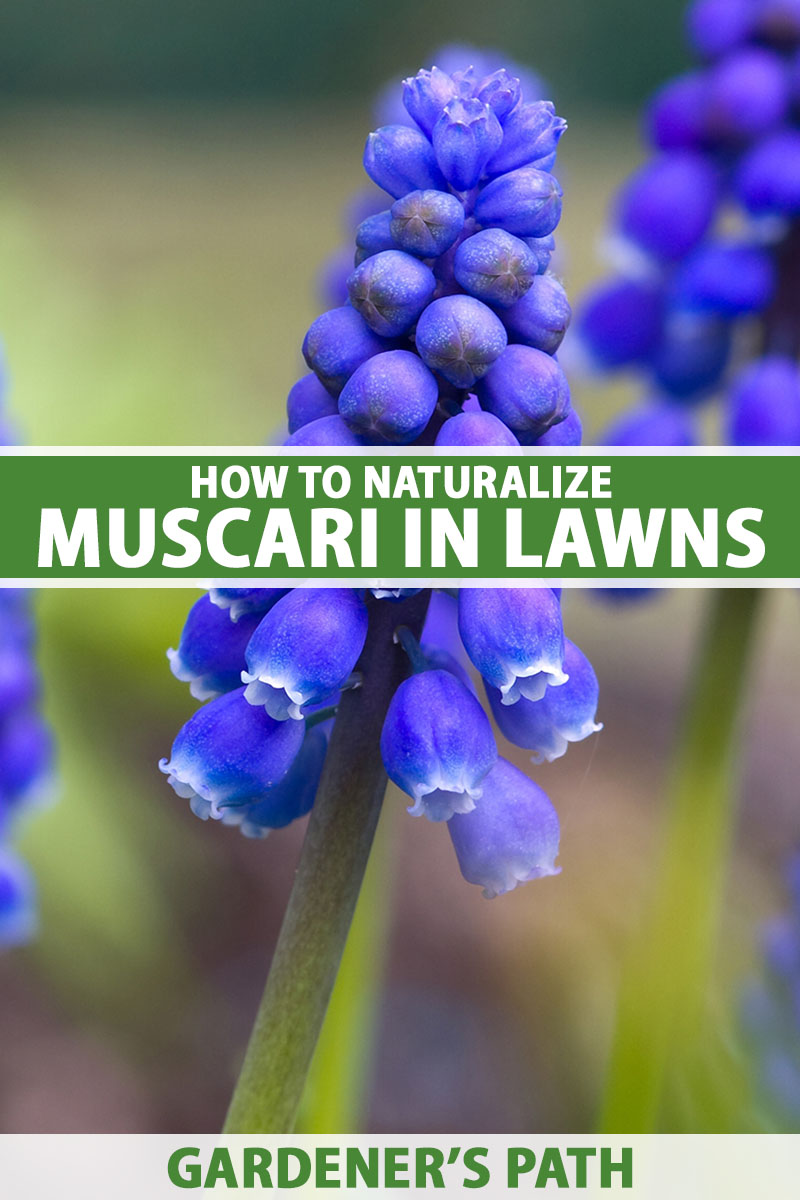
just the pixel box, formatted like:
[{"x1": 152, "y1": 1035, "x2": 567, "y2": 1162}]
[
  {"x1": 599, "y1": 587, "x2": 762, "y2": 1133},
  {"x1": 223, "y1": 590, "x2": 430, "y2": 1134}
]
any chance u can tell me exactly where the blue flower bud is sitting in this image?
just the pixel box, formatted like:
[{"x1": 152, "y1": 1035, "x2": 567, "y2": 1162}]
[
  {"x1": 458, "y1": 587, "x2": 567, "y2": 704},
  {"x1": 0, "y1": 848, "x2": 36, "y2": 947},
  {"x1": 347, "y1": 249, "x2": 436, "y2": 337},
  {"x1": 339, "y1": 349, "x2": 439, "y2": 443},
  {"x1": 209, "y1": 587, "x2": 289, "y2": 623},
  {"x1": 402, "y1": 67, "x2": 460, "y2": 137},
  {"x1": 159, "y1": 687, "x2": 305, "y2": 819},
  {"x1": 167, "y1": 594, "x2": 263, "y2": 701},
  {"x1": 616, "y1": 152, "x2": 720, "y2": 262},
  {"x1": 302, "y1": 306, "x2": 386, "y2": 395},
  {"x1": 354, "y1": 210, "x2": 396, "y2": 263},
  {"x1": 602, "y1": 401, "x2": 697, "y2": 446},
  {"x1": 434, "y1": 410, "x2": 520, "y2": 446},
  {"x1": 287, "y1": 372, "x2": 339, "y2": 434},
  {"x1": 474, "y1": 69, "x2": 522, "y2": 122},
  {"x1": 530, "y1": 405, "x2": 583, "y2": 446},
  {"x1": 389, "y1": 190, "x2": 465, "y2": 258},
  {"x1": 577, "y1": 277, "x2": 663, "y2": 369},
  {"x1": 647, "y1": 73, "x2": 710, "y2": 151},
  {"x1": 448, "y1": 757, "x2": 560, "y2": 897},
  {"x1": 364, "y1": 124, "x2": 446, "y2": 199},
  {"x1": 220, "y1": 725, "x2": 328, "y2": 838},
  {"x1": 243, "y1": 589, "x2": 368, "y2": 720},
  {"x1": 670, "y1": 242, "x2": 775, "y2": 316},
  {"x1": 735, "y1": 129, "x2": 800, "y2": 215},
  {"x1": 651, "y1": 310, "x2": 731, "y2": 398},
  {"x1": 284, "y1": 415, "x2": 372, "y2": 447},
  {"x1": 380, "y1": 668, "x2": 497, "y2": 822},
  {"x1": 486, "y1": 101, "x2": 567, "y2": 176},
  {"x1": 486, "y1": 639, "x2": 601, "y2": 762},
  {"x1": 415, "y1": 294, "x2": 507, "y2": 388},
  {"x1": 474, "y1": 166, "x2": 563, "y2": 238},
  {"x1": 475, "y1": 344, "x2": 570, "y2": 437},
  {"x1": 500, "y1": 272, "x2": 571, "y2": 352},
  {"x1": 432, "y1": 98, "x2": 503, "y2": 191},
  {"x1": 0, "y1": 710, "x2": 51, "y2": 813},
  {"x1": 453, "y1": 229, "x2": 537, "y2": 307},
  {"x1": 686, "y1": 0, "x2": 753, "y2": 57},
  {"x1": 525, "y1": 234, "x2": 556, "y2": 275},
  {"x1": 705, "y1": 47, "x2": 789, "y2": 141},
  {"x1": 726, "y1": 355, "x2": 800, "y2": 445}
]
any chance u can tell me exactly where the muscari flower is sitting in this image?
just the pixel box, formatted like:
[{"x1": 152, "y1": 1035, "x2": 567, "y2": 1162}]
[{"x1": 162, "y1": 55, "x2": 601, "y2": 892}]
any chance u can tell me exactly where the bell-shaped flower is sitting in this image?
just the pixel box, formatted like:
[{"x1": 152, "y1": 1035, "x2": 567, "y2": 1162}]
[
  {"x1": 159, "y1": 686, "x2": 305, "y2": 820},
  {"x1": 486, "y1": 101, "x2": 567, "y2": 176},
  {"x1": 380, "y1": 668, "x2": 497, "y2": 821},
  {"x1": 487, "y1": 639, "x2": 602, "y2": 762},
  {"x1": 242, "y1": 589, "x2": 368, "y2": 720},
  {"x1": 432, "y1": 98, "x2": 503, "y2": 191},
  {"x1": 448, "y1": 757, "x2": 560, "y2": 897},
  {"x1": 458, "y1": 587, "x2": 567, "y2": 704},
  {"x1": 402, "y1": 67, "x2": 461, "y2": 137},
  {"x1": 219, "y1": 724, "x2": 329, "y2": 838},
  {"x1": 168, "y1": 594, "x2": 264, "y2": 701}
]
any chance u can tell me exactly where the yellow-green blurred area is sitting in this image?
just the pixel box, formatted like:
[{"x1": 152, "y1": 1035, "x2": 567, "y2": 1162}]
[{"x1": 0, "y1": 20, "x2": 797, "y2": 1132}]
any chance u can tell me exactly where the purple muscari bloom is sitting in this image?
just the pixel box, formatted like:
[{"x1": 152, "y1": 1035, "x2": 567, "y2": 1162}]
[
  {"x1": 686, "y1": 0, "x2": 754, "y2": 57},
  {"x1": 209, "y1": 587, "x2": 289, "y2": 623},
  {"x1": 415, "y1": 294, "x2": 507, "y2": 388},
  {"x1": 670, "y1": 242, "x2": 776, "y2": 316},
  {"x1": 390, "y1": 190, "x2": 465, "y2": 258},
  {"x1": 525, "y1": 234, "x2": 556, "y2": 275},
  {"x1": 0, "y1": 710, "x2": 52, "y2": 807},
  {"x1": 616, "y1": 152, "x2": 720, "y2": 262},
  {"x1": 475, "y1": 69, "x2": 522, "y2": 122},
  {"x1": 347, "y1": 249, "x2": 436, "y2": 337},
  {"x1": 647, "y1": 73, "x2": 710, "y2": 151},
  {"x1": 242, "y1": 589, "x2": 368, "y2": 720},
  {"x1": 434, "y1": 410, "x2": 520, "y2": 446},
  {"x1": 0, "y1": 639, "x2": 37, "y2": 722},
  {"x1": 402, "y1": 67, "x2": 461, "y2": 137},
  {"x1": 651, "y1": 311, "x2": 732, "y2": 398},
  {"x1": 500, "y1": 272, "x2": 572, "y2": 353},
  {"x1": 474, "y1": 166, "x2": 563, "y2": 238},
  {"x1": 364, "y1": 124, "x2": 446, "y2": 199},
  {"x1": 168, "y1": 594, "x2": 263, "y2": 701},
  {"x1": 432, "y1": 98, "x2": 503, "y2": 191},
  {"x1": 458, "y1": 588, "x2": 567, "y2": 704},
  {"x1": 380, "y1": 668, "x2": 497, "y2": 821},
  {"x1": 486, "y1": 639, "x2": 601, "y2": 762},
  {"x1": 448, "y1": 757, "x2": 560, "y2": 897},
  {"x1": 453, "y1": 229, "x2": 537, "y2": 308},
  {"x1": 705, "y1": 47, "x2": 789, "y2": 142},
  {"x1": 735, "y1": 129, "x2": 800, "y2": 215},
  {"x1": 287, "y1": 373, "x2": 339, "y2": 434},
  {"x1": 219, "y1": 725, "x2": 328, "y2": 838},
  {"x1": 354, "y1": 210, "x2": 396, "y2": 263},
  {"x1": 285, "y1": 415, "x2": 369, "y2": 447},
  {"x1": 577, "y1": 277, "x2": 663, "y2": 369},
  {"x1": 302, "y1": 306, "x2": 385, "y2": 396},
  {"x1": 339, "y1": 349, "x2": 439, "y2": 443},
  {"x1": 531, "y1": 405, "x2": 583, "y2": 446},
  {"x1": 486, "y1": 101, "x2": 567, "y2": 176},
  {"x1": 603, "y1": 401, "x2": 697, "y2": 446},
  {"x1": 159, "y1": 687, "x2": 304, "y2": 821},
  {"x1": 727, "y1": 356, "x2": 800, "y2": 445},
  {"x1": 476, "y1": 344, "x2": 570, "y2": 438},
  {"x1": 0, "y1": 849, "x2": 36, "y2": 947}
]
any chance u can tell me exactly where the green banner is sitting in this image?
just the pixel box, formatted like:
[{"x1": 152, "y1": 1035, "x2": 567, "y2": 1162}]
[{"x1": 0, "y1": 449, "x2": 796, "y2": 582}]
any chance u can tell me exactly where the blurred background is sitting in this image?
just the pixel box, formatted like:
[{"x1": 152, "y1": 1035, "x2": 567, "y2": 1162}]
[{"x1": 0, "y1": 0, "x2": 798, "y2": 1134}]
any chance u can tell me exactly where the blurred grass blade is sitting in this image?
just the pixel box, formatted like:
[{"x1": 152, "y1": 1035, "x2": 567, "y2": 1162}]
[{"x1": 600, "y1": 588, "x2": 762, "y2": 1133}]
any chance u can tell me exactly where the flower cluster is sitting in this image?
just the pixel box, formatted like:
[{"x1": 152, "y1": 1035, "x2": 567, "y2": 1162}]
[
  {"x1": 744, "y1": 853, "x2": 800, "y2": 1124},
  {"x1": 0, "y1": 412, "x2": 52, "y2": 948},
  {"x1": 575, "y1": 0, "x2": 800, "y2": 448},
  {"x1": 161, "y1": 60, "x2": 602, "y2": 896}
]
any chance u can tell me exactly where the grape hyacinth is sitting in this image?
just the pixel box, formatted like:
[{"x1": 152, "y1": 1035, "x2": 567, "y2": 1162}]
[
  {"x1": 0, "y1": 411, "x2": 53, "y2": 949},
  {"x1": 575, "y1": 0, "x2": 800, "y2": 451},
  {"x1": 161, "y1": 57, "x2": 601, "y2": 898}
]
